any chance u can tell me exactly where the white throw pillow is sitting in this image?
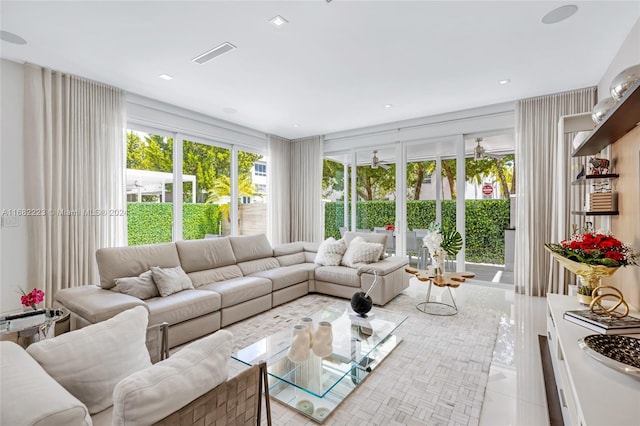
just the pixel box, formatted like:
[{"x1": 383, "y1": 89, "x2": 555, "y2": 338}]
[
  {"x1": 341, "y1": 236, "x2": 384, "y2": 268},
  {"x1": 27, "y1": 306, "x2": 151, "y2": 414},
  {"x1": 112, "y1": 330, "x2": 234, "y2": 426},
  {"x1": 315, "y1": 237, "x2": 347, "y2": 266},
  {"x1": 151, "y1": 265, "x2": 194, "y2": 297},
  {"x1": 114, "y1": 270, "x2": 159, "y2": 299}
]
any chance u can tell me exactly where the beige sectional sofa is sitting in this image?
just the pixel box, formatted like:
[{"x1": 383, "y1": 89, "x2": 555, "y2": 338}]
[{"x1": 55, "y1": 233, "x2": 409, "y2": 348}]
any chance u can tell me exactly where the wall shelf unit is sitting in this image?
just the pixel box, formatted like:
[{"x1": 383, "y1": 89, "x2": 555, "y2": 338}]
[
  {"x1": 570, "y1": 210, "x2": 619, "y2": 216},
  {"x1": 572, "y1": 79, "x2": 640, "y2": 156},
  {"x1": 570, "y1": 173, "x2": 618, "y2": 185}
]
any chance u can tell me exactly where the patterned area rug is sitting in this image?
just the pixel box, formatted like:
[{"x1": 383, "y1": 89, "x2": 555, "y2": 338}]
[{"x1": 223, "y1": 286, "x2": 501, "y2": 426}]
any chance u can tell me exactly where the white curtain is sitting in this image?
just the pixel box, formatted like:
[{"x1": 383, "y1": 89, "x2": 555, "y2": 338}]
[
  {"x1": 290, "y1": 136, "x2": 324, "y2": 242},
  {"x1": 23, "y1": 64, "x2": 126, "y2": 304},
  {"x1": 267, "y1": 134, "x2": 291, "y2": 245},
  {"x1": 514, "y1": 87, "x2": 596, "y2": 296}
]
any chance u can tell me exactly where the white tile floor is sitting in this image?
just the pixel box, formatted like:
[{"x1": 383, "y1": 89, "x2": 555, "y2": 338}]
[{"x1": 449, "y1": 279, "x2": 550, "y2": 426}]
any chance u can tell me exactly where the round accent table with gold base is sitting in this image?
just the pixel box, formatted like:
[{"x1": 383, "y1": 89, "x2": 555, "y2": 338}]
[{"x1": 405, "y1": 268, "x2": 475, "y2": 316}]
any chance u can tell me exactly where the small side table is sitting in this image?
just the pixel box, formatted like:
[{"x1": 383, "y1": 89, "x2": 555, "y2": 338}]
[
  {"x1": 0, "y1": 308, "x2": 69, "y2": 347},
  {"x1": 405, "y1": 268, "x2": 475, "y2": 316}
]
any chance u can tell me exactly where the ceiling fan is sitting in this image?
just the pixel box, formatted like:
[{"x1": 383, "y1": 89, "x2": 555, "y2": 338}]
[
  {"x1": 473, "y1": 138, "x2": 504, "y2": 160},
  {"x1": 371, "y1": 150, "x2": 391, "y2": 169}
]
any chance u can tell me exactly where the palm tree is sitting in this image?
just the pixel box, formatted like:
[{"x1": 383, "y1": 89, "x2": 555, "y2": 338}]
[{"x1": 206, "y1": 175, "x2": 256, "y2": 221}]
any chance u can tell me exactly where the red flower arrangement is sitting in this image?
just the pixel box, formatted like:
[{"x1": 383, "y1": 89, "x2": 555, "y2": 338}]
[
  {"x1": 20, "y1": 288, "x2": 45, "y2": 310},
  {"x1": 546, "y1": 232, "x2": 638, "y2": 268}
]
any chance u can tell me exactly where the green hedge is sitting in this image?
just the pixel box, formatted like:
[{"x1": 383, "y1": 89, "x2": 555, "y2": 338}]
[
  {"x1": 324, "y1": 199, "x2": 509, "y2": 264},
  {"x1": 127, "y1": 203, "x2": 221, "y2": 246}
]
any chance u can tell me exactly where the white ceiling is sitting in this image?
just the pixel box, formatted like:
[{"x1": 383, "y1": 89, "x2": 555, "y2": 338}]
[{"x1": 1, "y1": 1, "x2": 638, "y2": 140}]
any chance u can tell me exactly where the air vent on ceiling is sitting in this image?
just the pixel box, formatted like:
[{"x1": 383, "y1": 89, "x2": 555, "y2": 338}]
[{"x1": 192, "y1": 42, "x2": 237, "y2": 64}]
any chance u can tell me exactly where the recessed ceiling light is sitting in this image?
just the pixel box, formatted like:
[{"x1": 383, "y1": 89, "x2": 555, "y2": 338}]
[
  {"x1": 269, "y1": 15, "x2": 288, "y2": 27},
  {"x1": 292, "y1": 124, "x2": 300, "y2": 128},
  {"x1": 0, "y1": 30, "x2": 27, "y2": 45},
  {"x1": 384, "y1": 104, "x2": 393, "y2": 108},
  {"x1": 192, "y1": 42, "x2": 237, "y2": 65},
  {"x1": 542, "y1": 5, "x2": 578, "y2": 24},
  {"x1": 499, "y1": 79, "x2": 511, "y2": 85},
  {"x1": 159, "y1": 74, "x2": 173, "y2": 81}
]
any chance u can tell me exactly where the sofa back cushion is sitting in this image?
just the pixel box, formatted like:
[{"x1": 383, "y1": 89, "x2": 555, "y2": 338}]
[
  {"x1": 112, "y1": 330, "x2": 233, "y2": 426},
  {"x1": 238, "y1": 257, "x2": 280, "y2": 276},
  {"x1": 175, "y1": 238, "x2": 237, "y2": 273},
  {"x1": 277, "y1": 252, "x2": 306, "y2": 266},
  {"x1": 1, "y1": 341, "x2": 92, "y2": 426},
  {"x1": 344, "y1": 231, "x2": 387, "y2": 260},
  {"x1": 97, "y1": 243, "x2": 180, "y2": 289},
  {"x1": 27, "y1": 306, "x2": 151, "y2": 415},
  {"x1": 229, "y1": 234, "x2": 273, "y2": 262},
  {"x1": 188, "y1": 265, "x2": 243, "y2": 287}
]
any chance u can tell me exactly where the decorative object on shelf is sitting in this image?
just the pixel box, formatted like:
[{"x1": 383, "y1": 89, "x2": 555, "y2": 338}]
[
  {"x1": 350, "y1": 271, "x2": 379, "y2": 317},
  {"x1": 287, "y1": 324, "x2": 311, "y2": 363},
  {"x1": 564, "y1": 310, "x2": 640, "y2": 334},
  {"x1": 311, "y1": 321, "x2": 333, "y2": 358},
  {"x1": 19, "y1": 287, "x2": 45, "y2": 311},
  {"x1": 578, "y1": 334, "x2": 640, "y2": 379},
  {"x1": 609, "y1": 63, "x2": 640, "y2": 101},
  {"x1": 545, "y1": 231, "x2": 639, "y2": 310},
  {"x1": 588, "y1": 157, "x2": 610, "y2": 175},
  {"x1": 589, "y1": 286, "x2": 629, "y2": 318},
  {"x1": 576, "y1": 165, "x2": 585, "y2": 180},
  {"x1": 591, "y1": 97, "x2": 616, "y2": 124},
  {"x1": 422, "y1": 222, "x2": 462, "y2": 276}
]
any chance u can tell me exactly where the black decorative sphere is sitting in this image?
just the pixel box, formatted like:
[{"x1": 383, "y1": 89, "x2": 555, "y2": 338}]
[{"x1": 350, "y1": 292, "x2": 373, "y2": 316}]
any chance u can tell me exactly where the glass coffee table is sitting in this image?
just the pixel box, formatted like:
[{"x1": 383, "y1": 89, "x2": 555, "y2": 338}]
[{"x1": 232, "y1": 303, "x2": 407, "y2": 423}]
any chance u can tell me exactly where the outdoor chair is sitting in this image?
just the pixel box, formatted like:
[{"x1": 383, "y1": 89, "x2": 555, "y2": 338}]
[{"x1": 374, "y1": 229, "x2": 395, "y2": 256}]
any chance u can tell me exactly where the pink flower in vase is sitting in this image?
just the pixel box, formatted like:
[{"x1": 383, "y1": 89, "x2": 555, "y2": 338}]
[{"x1": 20, "y1": 288, "x2": 45, "y2": 310}]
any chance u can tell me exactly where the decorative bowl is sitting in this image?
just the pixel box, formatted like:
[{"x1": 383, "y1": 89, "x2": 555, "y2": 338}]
[
  {"x1": 591, "y1": 97, "x2": 616, "y2": 124},
  {"x1": 609, "y1": 64, "x2": 640, "y2": 101}
]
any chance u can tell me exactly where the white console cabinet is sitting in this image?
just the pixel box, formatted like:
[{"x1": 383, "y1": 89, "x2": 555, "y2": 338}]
[{"x1": 546, "y1": 294, "x2": 640, "y2": 426}]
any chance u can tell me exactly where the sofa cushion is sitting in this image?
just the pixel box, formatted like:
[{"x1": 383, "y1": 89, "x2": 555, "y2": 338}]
[
  {"x1": 342, "y1": 236, "x2": 384, "y2": 268},
  {"x1": 272, "y1": 242, "x2": 304, "y2": 256},
  {"x1": 145, "y1": 289, "x2": 221, "y2": 326},
  {"x1": 315, "y1": 265, "x2": 361, "y2": 288},
  {"x1": 229, "y1": 234, "x2": 273, "y2": 262},
  {"x1": 251, "y1": 266, "x2": 310, "y2": 291},
  {"x1": 112, "y1": 330, "x2": 233, "y2": 426},
  {"x1": 199, "y1": 277, "x2": 272, "y2": 308},
  {"x1": 27, "y1": 306, "x2": 151, "y2": 414},
  {"x1": 344, "y1": 231, "x2": 387, "y2": 260},
  {"x1": 315, "y1": 237, "x2": 347, "y2": 266},
  {"x1": 113, "y1": 270, "x2": 159, "y2": 300},
  {"x1": 188, "y1": 264, "x2": 243, "y2": 287},
  {"x1": 237, "y1": 257, "x2": 280, "y2": 276},
  {"x1": 175, "y1": 238, "x2": 237, "y2": 273},
  {"x1": 97, "y1": 243, "x2": 181, "y2": 289},
  {"x1": 151, "y1": 265, "x2": 194, "y2": 297},
  {"x1": 55, "y1": 285, "x2": 147, "y2": 324},
  {"x1": 1, "y1": 341, "x2": 92, "y2": 426},
  {"x1": 277, "y1": 252, "x2": 306, "y2": 266}
]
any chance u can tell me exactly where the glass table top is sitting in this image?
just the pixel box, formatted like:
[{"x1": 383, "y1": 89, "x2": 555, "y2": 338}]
[{"x1": 232, "y1": 303, "x2": 407, "y2": 399}]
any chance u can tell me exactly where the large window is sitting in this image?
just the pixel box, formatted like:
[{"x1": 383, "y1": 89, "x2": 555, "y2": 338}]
[
  {"x1": 125, "y1": 130, "x2": 174, "y2": 245},
  {"x1": 182, "y1": 139, "x2": 231, "y2": 238},
  {"x1": 125, "y1": 127, "x2": 267, "y2": 244}
]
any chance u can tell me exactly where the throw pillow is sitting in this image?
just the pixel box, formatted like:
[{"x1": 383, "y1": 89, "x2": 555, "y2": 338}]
[
  {"x1": 26, "y1": 306, "x2": 151, "y2": 414},
  {"x1": 112, "y1": 330, "x2": 233, "y2": 425},
  {"x1": 341, "y1": 236, "x2": 384, "y2": 268},
  {"x1": 314, "y1": 237, "x2": 347, "y2": 266},
  {"x1": 113, "y1": 270, "x2": 159, "y2": 300},
  {"x1": 150, "y1": 265, "x2": 194, "y2": 297}
]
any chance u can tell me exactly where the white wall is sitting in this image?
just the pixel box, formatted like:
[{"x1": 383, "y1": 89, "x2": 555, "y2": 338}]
[
  {"x1": 598, "y1": 18, "x2": 640, "y2": 102},
  {"x1": 0, "y1": 59, "x2": 27, "y2": 313}
]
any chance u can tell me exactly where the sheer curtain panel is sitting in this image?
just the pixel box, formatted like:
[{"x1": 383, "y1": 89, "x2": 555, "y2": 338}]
[
  {"x1": 290, "y1": 136, "x2": 324, "y2": 242},
  {"x1": 267, "y1": 134, "x2": 291, "y2": 245},
  {"x1": 23, "y1": 64, "x2": 126, "y2": 304},
  {"x1": 514, "y1": 87, "x2": 596, "y2": 296}
]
